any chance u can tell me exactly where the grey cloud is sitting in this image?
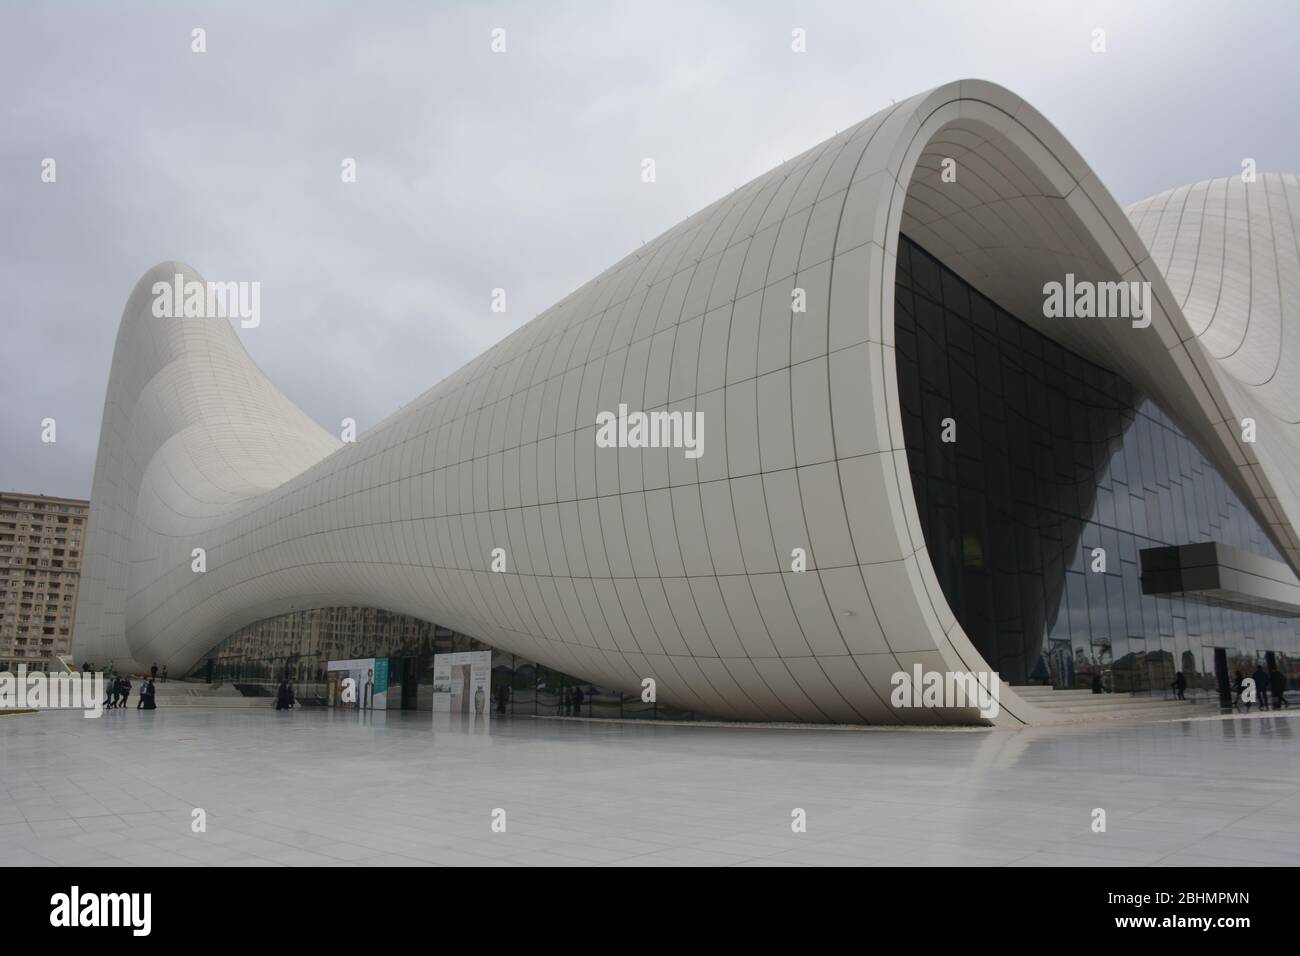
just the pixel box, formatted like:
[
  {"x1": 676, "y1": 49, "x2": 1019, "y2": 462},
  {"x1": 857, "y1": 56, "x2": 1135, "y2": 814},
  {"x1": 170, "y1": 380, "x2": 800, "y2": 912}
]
[{"x1": 2, "y1": 0, "x2": 1296, "y2": 498}]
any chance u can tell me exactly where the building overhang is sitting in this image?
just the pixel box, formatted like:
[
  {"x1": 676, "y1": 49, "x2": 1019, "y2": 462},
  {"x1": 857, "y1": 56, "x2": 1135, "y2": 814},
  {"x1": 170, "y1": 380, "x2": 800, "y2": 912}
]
[{"x1": 1139, "y1": 542, "x2": 1300, "y2": 618}]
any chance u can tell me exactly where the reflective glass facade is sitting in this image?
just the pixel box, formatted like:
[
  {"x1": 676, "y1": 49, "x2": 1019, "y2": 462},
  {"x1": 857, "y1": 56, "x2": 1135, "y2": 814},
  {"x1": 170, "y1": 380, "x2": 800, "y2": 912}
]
[
  {"x1": 205, "y1": 607, "x2": 439, "y2": 704},
  {"x1": 894, "y1": 235, "x2": 1300, "y2": 693},
  {"x1": 200, "y1": 606, "x2": 694, "y2": 719}
]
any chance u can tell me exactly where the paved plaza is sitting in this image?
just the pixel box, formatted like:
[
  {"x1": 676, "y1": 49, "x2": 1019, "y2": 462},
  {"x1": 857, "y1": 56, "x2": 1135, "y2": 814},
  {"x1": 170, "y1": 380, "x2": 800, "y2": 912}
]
[{"x1": 2, "y1": 707, "x2": 1298, "y2": 866}]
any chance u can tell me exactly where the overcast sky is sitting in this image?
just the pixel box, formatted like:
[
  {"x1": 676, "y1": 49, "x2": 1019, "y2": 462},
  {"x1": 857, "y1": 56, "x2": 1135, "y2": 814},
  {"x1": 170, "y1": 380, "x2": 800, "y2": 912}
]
[{"x1": 2, "y1": 0, "x2": 1297, "y2": 500}]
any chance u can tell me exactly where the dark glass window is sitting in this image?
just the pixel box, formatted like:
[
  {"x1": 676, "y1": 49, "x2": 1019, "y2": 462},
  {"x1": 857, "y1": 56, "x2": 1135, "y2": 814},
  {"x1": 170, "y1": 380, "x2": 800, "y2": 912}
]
[{"x1": 894, "y1": 235, "x2": 1298, "y2": 689}]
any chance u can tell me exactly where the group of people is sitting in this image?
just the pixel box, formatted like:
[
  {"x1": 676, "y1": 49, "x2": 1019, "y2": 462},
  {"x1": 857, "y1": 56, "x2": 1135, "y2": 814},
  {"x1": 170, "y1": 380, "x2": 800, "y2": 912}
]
[
  {"x1": 1169, "y1": 665, "x2": 1290, "y2": 709},
  {"x1": 102, "y1": 673, "x2": 154, "y2": 709},
  {"x1": 90, "y1": 661, "x2": 166, "y2": 711},
  {"x1": 1233, "y1": 665, "x2": 1290, "y2": 712}
]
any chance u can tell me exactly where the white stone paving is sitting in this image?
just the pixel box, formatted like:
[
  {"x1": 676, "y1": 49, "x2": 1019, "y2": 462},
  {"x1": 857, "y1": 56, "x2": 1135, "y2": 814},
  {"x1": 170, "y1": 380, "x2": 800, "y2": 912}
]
[{"x1": 2, "y1": 707, "x2": 1298, "y2": 866}]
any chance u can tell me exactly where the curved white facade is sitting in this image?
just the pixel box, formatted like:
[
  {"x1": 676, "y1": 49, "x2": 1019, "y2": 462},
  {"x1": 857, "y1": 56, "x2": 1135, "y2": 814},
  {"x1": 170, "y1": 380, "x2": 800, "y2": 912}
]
[{"x1": 73, "y1": 80, "x2": 1300, "y2": 725}]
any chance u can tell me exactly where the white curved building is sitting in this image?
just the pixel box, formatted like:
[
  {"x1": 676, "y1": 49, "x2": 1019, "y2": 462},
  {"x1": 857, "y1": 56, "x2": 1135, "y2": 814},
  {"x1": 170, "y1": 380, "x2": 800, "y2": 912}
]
[{"x1": 73, "y1": 80, "x2": 1300, "y2": 725}]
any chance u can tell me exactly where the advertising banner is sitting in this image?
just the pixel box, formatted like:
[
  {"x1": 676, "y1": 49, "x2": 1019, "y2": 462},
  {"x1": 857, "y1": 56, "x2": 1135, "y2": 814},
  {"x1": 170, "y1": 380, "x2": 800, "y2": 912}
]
[
  {"x1": 432, "y1": 650, "x2": 492, "y2": 721},
  {"x1": 326, "y1": 657, "x2": 388, "y2": 710}
]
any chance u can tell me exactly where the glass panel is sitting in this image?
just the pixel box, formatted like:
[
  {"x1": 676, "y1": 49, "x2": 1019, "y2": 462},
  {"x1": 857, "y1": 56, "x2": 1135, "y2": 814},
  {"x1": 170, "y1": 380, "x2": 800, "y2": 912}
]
[{"x1": 893, "y1": 234, "x2": 1300, "y2": 688}]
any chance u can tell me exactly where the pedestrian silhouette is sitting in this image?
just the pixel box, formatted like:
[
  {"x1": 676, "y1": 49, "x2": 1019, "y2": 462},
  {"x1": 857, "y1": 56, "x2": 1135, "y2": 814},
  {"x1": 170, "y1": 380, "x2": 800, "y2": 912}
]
[
  {"x1": 1270, "y1": 667, "x2": 1289, "y2": 709},
  {"x1": 1253, "y1": 664, "x2": 1271, "y2": 710}
]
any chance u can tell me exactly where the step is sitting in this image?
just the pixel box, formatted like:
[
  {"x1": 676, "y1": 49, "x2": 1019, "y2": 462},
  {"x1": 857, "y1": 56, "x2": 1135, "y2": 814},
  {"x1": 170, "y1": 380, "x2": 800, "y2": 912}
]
[
  {"x1": 1013, "y1": 683, "x2": 1223, "y2": 723},
  {"x1": 1043, "y1": 706, "x2": 1215, "y2": 719},
  {"x1": 1033, "y1": 693, "x2": 1205, "y2": 705},
  {"x1": 1017, "y1": 687, "x2": 1205, "y2": 702},
  {"x1": 1032, "y1": 696, "x2": 1209, "y2": 710},
  {"x1": 148, "y1": 686, "x2": 244, "y2": 697},
  {"x1": 126, "y1": 697, "x2": 269, "y2": 708}
]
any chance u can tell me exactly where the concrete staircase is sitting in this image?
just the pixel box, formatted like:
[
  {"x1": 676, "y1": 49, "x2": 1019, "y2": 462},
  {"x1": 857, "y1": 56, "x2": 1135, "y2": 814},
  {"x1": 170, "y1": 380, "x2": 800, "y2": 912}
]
[
  {"x1": 140, "y1": 680, "x2": 269, "y2": 709},
  {"x1": 1015, "y1": 685, "x2": 1220, "y2": 723}
]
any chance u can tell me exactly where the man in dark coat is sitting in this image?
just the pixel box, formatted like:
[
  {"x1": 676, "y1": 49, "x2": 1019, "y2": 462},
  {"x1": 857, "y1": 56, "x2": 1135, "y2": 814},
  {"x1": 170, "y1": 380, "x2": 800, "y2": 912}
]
[
  {"x1": 1253, "y1": 664, "x2": 1271, "y2": 710},
  {"x1": 1271, "y1": 668, "x2": 1289, "y2": 709}
]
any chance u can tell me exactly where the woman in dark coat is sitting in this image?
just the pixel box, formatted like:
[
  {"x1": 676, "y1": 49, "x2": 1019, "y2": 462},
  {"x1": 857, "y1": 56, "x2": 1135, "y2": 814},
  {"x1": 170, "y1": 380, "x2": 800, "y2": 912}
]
[{"x1": 275, "y1": 678, "x2": 295, "y2": 710}]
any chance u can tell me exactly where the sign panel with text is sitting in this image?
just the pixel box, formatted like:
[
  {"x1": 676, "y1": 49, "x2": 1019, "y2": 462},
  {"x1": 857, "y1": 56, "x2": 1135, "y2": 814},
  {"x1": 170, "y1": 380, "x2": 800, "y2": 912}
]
[{"x1": 432, "y1": 650, "x2": 491, "y2": 722}]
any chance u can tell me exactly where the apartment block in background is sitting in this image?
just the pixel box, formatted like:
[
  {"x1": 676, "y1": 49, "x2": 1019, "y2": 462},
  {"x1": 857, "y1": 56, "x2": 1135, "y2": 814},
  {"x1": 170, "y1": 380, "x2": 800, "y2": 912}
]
[{"x1": 0, "y1": 492, "x2": 89, "y2": 672}]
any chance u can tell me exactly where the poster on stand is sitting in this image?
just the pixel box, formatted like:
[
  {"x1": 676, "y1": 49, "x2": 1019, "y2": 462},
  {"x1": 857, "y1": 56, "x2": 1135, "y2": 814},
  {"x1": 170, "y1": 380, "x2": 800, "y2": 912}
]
[
  {"x1": 432, "y1": 650, "x2": 492, "y2": 722},
  {"x1": 326, "y1": 657, "x2": 388, "y2": 710}
]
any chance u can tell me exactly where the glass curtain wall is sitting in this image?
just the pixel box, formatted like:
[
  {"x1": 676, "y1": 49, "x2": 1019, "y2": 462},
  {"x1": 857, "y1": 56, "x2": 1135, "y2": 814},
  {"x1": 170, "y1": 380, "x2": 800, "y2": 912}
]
[
  {"x1": 894, "y1": 234, "x2": 1300, "y2": 693},
  {"x1": 199, "y1": 607, "x2": 694, "y2": 719}
]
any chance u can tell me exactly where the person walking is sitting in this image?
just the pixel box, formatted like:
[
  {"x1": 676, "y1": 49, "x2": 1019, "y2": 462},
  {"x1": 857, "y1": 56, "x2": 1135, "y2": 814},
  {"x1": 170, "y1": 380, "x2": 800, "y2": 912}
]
[
  {"x1": 1172, "y1": 671, "x2": 1187, "y2": 701},
  {"x1": 117, "y1": 676, "x2": 132, "y2": 709},
  {"x1": 137, "y1": 678, "x2": 155, "y2": 710},
  {"x1": 275, "y1": 676, "x2": 295, "y2": 711},
  {"x1": 150, "y1": 662, "x2": 158, "y2": 681},
  {"x1": 161, "y1": 664, "x2": 168, "y2": 683},
  {"x1": 572, "y1": 685, "x2": 585, "y2": 717},
  {"x1": 1253, "y1": 663, "x2": 1271, "y2": 711},
  {"x1": 1271, "y1": 667, "x2": 1289, "y2": 709},
  {"x1": 102, "y1": 672, "x2": 116, "y2": 709}
]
